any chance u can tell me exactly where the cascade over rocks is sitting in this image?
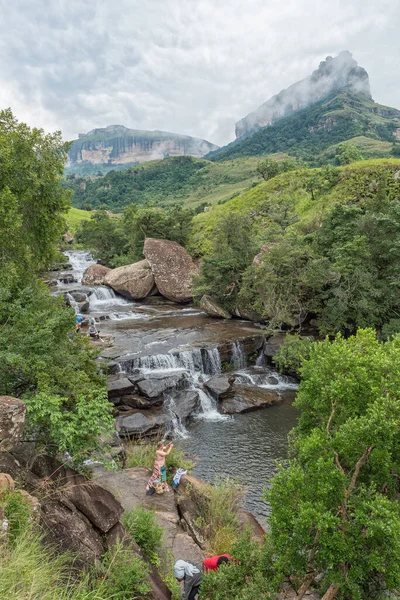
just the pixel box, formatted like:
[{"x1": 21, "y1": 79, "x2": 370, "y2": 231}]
[
  {"x1": 82, "y1": 263, "x2": 111, "y2": 285},
  {"x1": 0, "y1": 396, "x2": 26, "y2": 452},
  {"x1": 105, "y1": 259, "x2": 157, "y2": 300},
  {"x1": 144, "y1": 238, "x2": 198, "y2": 303},
  {"x1": 200, "y1": 295, "x2": 231, "y2": 319}
]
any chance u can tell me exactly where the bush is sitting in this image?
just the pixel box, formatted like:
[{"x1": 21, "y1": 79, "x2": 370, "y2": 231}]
[
  {"x1": 122, "y1": 507, "x2": 163, "y2": 565},
  {"x1": 101, "y1": 543, "x2": 151, "y2": 599},
  {"x1": 273, "y1": 334, "x2": 314, "y2": 377},
  {"x1": 2, "y1": 491, "x2": 33, "y2": 544}
]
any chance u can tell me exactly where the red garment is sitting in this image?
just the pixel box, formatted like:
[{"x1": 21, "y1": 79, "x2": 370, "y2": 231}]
[{"x1": 203, "y1": 554, "x2": 233, "y2": 571}]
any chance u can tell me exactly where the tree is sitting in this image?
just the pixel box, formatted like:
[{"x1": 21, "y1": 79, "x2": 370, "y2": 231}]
[
  {"x1": 75, "y1": 210, "x2": 127, "y2": 266},
  {"x1": 267, "y1": 330, "x2": 400, "y2": 600},
  {"x1": 335, "y1": 142, "x2": 363, "y2": 165},
  {"x1": 0, "y1": 109, "x2": 70, "y2": 288}
]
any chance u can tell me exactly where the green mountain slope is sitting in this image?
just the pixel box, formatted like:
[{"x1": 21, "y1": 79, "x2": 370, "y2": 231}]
[
  {"x1": 207, "y1": 91, "x2": 400, "y2": 163},
  {"x1": 63, "y1": 155, "x2": 260, "y2": 211}
]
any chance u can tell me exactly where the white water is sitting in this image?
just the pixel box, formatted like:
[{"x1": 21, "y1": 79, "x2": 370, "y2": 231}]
[
  {"x1": 235, "y1": 368, "x2": 299, "y2": 391},
  {"x1": 231, "y1": 341, "x2": 247, "y2": 369},
  {"x1": 64, "y1": 250, "x2": 94, "y2": 283},
  {"x1": 164, "y1": 395, "x2": 189, "y2": 439}
]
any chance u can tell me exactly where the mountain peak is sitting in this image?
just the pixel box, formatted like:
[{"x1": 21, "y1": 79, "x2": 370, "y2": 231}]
[{"x1": 235, "y1": 51, "x2": 371, "y2": 138}]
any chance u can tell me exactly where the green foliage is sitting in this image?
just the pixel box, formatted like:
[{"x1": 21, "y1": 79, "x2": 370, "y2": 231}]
[
  {"x1": 193, "y1": 213, "x2": 257, "y2": 312},
  {"x1": 257, "y1": 156, "x2": 300, "y2": 181},
  {"x1": 66, "y1": 207, "x2": 92, "y2": 234},
  {"x1": 335, "y1": 141, "x2": 363, "y2": 164},
  {"x1": 200, "y1": 531, "x2": 275, "y2": 600},
  {"x1": 273, "y1": 334, "x2": 314, "y2": 377},
  {"x1": 101, "y1": 543, "x2": 151, "y2": 599},
  {"x1": 0, "y1": 282, "x2": 113, "y2": 463},
  {"x1": 0, "y1": 109, "x2": 70, "y2": 288},
  {"x1": 2, "y1": 491, "x2": 33, "y2": 544},
  {"x1": 63, "y1": 156, "x2": 259, "y2": 211},
  {"x1": 267, "y1": 329, "x2": 400, "y2": 599},
  {"x1": 122, "y1": 507, "x2": 163, "y2": 566}
]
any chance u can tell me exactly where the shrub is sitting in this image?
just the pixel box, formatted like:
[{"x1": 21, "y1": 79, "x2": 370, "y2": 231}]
[
  {"x1": 273, "y1": 334, "x2": 314, "y2": 377},
  {"x1": 2, "y1": 490, "x2": 33, "y2": 544},
  {"x1": 100, "y1": 543, "x2": 151, "y2": 599},
  {"x1": 122, "y1": 506, "x2": 163, "y2": 565}
]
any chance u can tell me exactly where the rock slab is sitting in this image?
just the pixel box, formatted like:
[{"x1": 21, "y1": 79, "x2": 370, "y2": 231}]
[
  {"x1": 105, "y1": 259, "x2": 156, "y2": 300},
  {"x1": 200, "y1": 295, "x2": 231, "y2": 319},
  {"x1": 144, "y1": 238, "x2": 198, "y2": 303},
  {"x1": 220, "y1": 384, "x2": 282, "y2": 413}
]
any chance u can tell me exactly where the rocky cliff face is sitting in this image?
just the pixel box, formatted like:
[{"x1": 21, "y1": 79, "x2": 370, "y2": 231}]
[
  {"x1": 68, "y1": 125, "x2": 218, "y2": 168},
  {"x1": 236, "y1": 51, "x2": 371, "y2": 138}
]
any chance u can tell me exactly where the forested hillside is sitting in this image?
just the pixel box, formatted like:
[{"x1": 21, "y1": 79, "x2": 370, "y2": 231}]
[
  {"x1": 63, "y1": 155, "x2": 259, "y2": 211},
  {"x1": 207, "y1": 91, "x2": 400, "y2": 163}
]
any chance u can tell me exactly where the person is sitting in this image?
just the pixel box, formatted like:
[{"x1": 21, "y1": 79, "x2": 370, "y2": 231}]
[
  {"x1": 146, "y1": 441, "x2": 174, "y2": 495},
  {"x1": 88, "y1": 319, "x2": 99, "y2": 340},
  {"x1": 75, "y1": 314, "x2": 83, "y2": 333},
  {"x1": 174, "y1": 560, "x2": 202, "y2": 600},
  {"x1": 203, "y1": 554, "x2": 233, "y2": 572}
]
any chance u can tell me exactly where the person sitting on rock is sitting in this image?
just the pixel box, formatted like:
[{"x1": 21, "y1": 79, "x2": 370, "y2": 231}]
[
  {"x1": 75, "y1": 314, "x2": 83, "y2": 333},
  {"x1": 146, "y1": 441, "x2": 173, "y2": 495},
  {"x1": 174, "y1": 560, "x2": 202, "y2": 600},
  {"x1": 88, "y1": 319, "x2": 100, "y2": 340},
  {"x1": 203, "y1": 554, "x2": 233, "y2": 572}
]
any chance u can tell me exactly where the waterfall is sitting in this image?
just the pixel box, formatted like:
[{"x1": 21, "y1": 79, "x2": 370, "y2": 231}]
[
  {"x1": 234, "y1": 368, "x2": 299, "y2": 390},
  {"x1": 66, "y1": 292, "x2": 79, "y2": 315},
  {"x1": 164, "y1": 395, "x2": 189, "y2": 439},
  {"x1": 196, "y1": 388, "x2": 229, "y2": 422},
  {"x1": 231, "y1": 341, "x2": 247, "y2": 369},
  {"x1": 64, "y1": 250, "x2": 94, "y2": 283}
]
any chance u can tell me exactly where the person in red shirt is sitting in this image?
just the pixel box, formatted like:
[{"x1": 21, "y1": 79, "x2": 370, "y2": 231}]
[{"x1": 203, "y1": 554, "x2": 233, "y2": 572}]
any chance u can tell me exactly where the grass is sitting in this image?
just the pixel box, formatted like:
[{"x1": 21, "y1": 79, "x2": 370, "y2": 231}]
[
  {"x1": 122, "y1": 506, "x2": 163, "y2": 566},
  {"x1": 66, "y1": 207, "x2": 91, "y2": 234},
  {"x1": 186, "y1": 478, "x2": 245, "y2": 555}
]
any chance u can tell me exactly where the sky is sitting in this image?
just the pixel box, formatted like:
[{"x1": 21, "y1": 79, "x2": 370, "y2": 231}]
[{"x1": 0, "y1": 0, "x2": 399, "y2": 147}]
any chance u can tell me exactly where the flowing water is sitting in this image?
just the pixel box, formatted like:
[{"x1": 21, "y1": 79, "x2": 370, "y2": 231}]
[{"x1": 53, "y1": 250, "x2": 299, "y2": 522}]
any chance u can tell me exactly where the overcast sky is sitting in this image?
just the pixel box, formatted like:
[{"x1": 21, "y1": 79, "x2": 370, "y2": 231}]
[{"x1": 0, "y1": 0, "x2": 399, "y2": 146}]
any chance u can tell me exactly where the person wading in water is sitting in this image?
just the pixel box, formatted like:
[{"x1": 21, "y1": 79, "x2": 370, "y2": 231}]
[{"x1": 146, "y1": 441, "x2": 174, "y2": 495}]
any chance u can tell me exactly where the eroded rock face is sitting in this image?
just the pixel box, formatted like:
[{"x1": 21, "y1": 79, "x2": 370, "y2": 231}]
[
  {"x1": 144, "y1": 238, "x2": 198, "y2": 303},
  {"x1": 219, "y1": 384, "x2": 282, "y2": 413},
  {"x1": 82, "y1": 264, "x2": 111, "y2": 286},
  {"x1": 200, "y1": 295, "x2": 231, "y2": 319},
  {"x1": 105, "y1": 260, "x2": 156, "y2": 300},
  {"x1": 0, "y1": 397, "x2": 26, "y2": 452}
]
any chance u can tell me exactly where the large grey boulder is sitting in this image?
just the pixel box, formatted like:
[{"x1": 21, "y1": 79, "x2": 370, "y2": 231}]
[
  {"x1": 143, "y1": 238, "x2": 198, "y2": 303},
  {"x1": 263, "y1": 333, "x2": 286, "y2": 357},
  {"x1": 219, "y1": 384, "x2": 282, "y2": 414},
  {"x1": 0, "y1": 396, "x2": 26, "y2": 452},
  {"x1": 108, "y1": 375, "x2": 139, "y2": 399},
  {"x1": 82, "y1": 264, "x2": 111, "y2": 286},
  {"x1": 200, "y1": 295, "x2": 231, "y2": 319},
  {"x1": 105, "y1": 259, "x2": 157, "y2": 300},
  {"x1": 137, "y1": 371, "x2": 188, "y2": 399},
  {"x1": 204, "y1": 374, "x2": 234, "y2": 399},
  {"x1": 116, "y1": 410, "x2": 168, "y2": 437}
]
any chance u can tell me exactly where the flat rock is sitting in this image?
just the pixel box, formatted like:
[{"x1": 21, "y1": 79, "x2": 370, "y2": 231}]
[
  {"x1": 220, "y1": 384, "x2": 282, "y2": 413},
  {"x1": 92, "y1": 465, "x2": 203, "y2": 564},
  {"x1": 204, "y1": 374, "x2": 234, "y2": 399},
  {"x1": 200, "y1": 295, "x2": 231, "y2": 319},
  {"x1": 108, "y1": 375, "x2": 138, "y2": 399},
  {"x1": 116, "y1": 409, "x2": 168, "y2": 438},
  {"x1": 0, "y1": 396, "x2": 26, "y2": 452},
  {"x1": 144, "y1": 238, "x2": 198, "y2": 303},
  {"x1": 105, "y1": 259, "x2": 156, "y2": 300},
  {"x1": 82, "y1": 264, "x2": 111, "y2": 286}
]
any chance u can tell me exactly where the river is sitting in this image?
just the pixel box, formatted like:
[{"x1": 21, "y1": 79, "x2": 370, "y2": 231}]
[{"x1": 53, "y1": 250, "x2": 299, "y2": 523}]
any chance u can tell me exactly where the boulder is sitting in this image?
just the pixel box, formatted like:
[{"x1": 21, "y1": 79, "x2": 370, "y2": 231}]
[
  {"x1": 67, "y1": 290, "x2": 88, "y2": 303},
  {"x1": 108, "y1": 375, "x2": 139, "y2": 399},
  {"x1": 137, "y1": 372, "x2": 188, "y2": 399},
  {"x1": 263, "y1": 333, "x2": 286, "y2": 357},
  {"x1": 41, "y1": 500, "x2": 105, "y2": 566},
  {"x1": 62, "y1": 470, "x2": 123, "y2": 532},
  {"x1": 204, "y1": 374, "x2": 234, "y2": 399},
  {"x1": 0, "y1": 396, "x2": 26, "y2": 452},
  {"x1": 64, "y1": 231, "x2": 74, "y2": 244},
  {"x1": 177, "y1": 495, "x2": 207, "y2": 549},
  {"x1": 172, "y1": 390, "x2": 200, "y2": 420},
  {"x1": 200, "y1": 295, "x2": 231, "y2": 319},
  {"x1": 59, "y1": 273, "x2": 76, "y2": 284},
  {"x1": 116, "y1": 410, "x2": 168, "y2": 438},
  {"x1": 0, "y1": 473, "x2": 15, "y2": 492},
  {"x1": 143, "y1": 238, "x2": 198, "y2": 303},
  {"x1": 105, "y1": 260, "x2": 156, "y2": 300},
  {"x1": 77, "y1": 300, "x2": 90, "y2": 313},
  {"x1": 82, "y1": 264, "x2": 111, "y2": 286},
  {"x1": 219, "y1": 384, "x2": 282, "y2": 414}
]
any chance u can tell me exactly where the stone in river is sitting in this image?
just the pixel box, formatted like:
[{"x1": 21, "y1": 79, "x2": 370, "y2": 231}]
[
  {"x1": 143, "y1": 238, "x2": 198, "y2": 303},
  {"x1": 137, "y1": 372, "x2": 188, "y2": 399},
  {"x1": 204, "y1": 374, "x2": 234, "y2": 399},
  {"x1": 107, "y1": 375, "x2": 139, "y2": 399},
  {"x1": 82, "y1": 264, "x2": 111, "y2": 286},
  {"x1": 219, "y1": 384, "x2": 282, "y2": 414},
  {"x1": 104, "y1": 259, "x2": 157, "y2": 300},
  {"x1": 200, "y1": 295, "x2": 231, "y2": 319}
]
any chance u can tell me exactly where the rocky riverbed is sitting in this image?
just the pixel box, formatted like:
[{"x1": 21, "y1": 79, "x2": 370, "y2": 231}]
[{"x1": 50, "y1": 250, "x2": 299, "y2": 521}]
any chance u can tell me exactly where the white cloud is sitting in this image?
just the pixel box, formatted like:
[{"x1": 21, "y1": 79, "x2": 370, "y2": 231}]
[{"x1": 0, "y1": 0, "x2": 399, "y2": 146}]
